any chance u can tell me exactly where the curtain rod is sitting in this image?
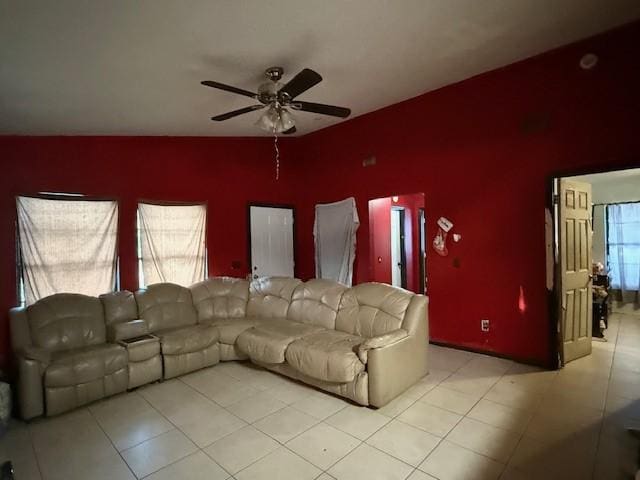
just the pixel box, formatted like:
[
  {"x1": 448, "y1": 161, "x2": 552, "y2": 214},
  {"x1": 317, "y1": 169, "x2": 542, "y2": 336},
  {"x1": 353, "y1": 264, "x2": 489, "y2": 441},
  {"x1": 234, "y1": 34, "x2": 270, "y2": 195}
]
[{"x1": 594, "y1": 200, "x2": 640, "y2": 206}]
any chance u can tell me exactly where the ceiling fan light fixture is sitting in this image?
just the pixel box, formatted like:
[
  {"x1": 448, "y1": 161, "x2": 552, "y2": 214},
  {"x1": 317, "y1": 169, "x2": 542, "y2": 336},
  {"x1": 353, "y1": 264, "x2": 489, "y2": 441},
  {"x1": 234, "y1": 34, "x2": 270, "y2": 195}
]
[
  {"x1": 256, "y1": 106, "x2": 295, "y2": 134},
  {"x1": 278, "y1": 108, "x2": 295, "y2": 132}
]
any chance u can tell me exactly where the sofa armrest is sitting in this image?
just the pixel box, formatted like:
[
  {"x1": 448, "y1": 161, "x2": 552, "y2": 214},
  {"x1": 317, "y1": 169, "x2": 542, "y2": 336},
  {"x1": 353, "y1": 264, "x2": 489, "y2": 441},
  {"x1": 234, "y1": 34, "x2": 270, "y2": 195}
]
[
  {"x1": 107, "y1": 319, "x2": 150, "y2": 342},
  {"x1": 357, "y1": 329, "x2": 408, "y2": 363},
  {"x1": 16, "y1": 355, "x2": 46, "y2": 420},
  {"x1": 366, "y1": 320, "x2": 429, "y2": 408},
  {"x1": 19, "y1": 345, "x2": 52, "y2": 365}
]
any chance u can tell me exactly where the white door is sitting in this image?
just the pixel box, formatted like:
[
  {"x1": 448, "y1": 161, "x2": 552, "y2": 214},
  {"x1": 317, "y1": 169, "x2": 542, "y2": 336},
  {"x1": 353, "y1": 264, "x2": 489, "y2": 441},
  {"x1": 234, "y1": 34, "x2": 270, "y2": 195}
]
[
  {"x1": 391, "y1": 208, "x2": 403, "y2": 287},
  {"x1": 558, "y1": 179, "x2": 593, "y2": 364},
  {"x1": 250, "y1": 206, "x2": 294, "y2": 279}
]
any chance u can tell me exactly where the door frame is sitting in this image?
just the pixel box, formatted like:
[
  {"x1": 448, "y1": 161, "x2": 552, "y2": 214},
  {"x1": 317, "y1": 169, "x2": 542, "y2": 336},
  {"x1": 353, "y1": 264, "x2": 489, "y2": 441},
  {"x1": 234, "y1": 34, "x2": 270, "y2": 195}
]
[
  {"x1": 418, "y1": 207, "x2": 427, "y2": 294},
  {"x1": 390, "y1": 206, "x2": 407, "y2": 289},
  {"x1": 247, "y1": 203, "x2": 296, "y2": 278},
  {"x1": 548, "y1": 164, "x2": 639, "y2": 369}
]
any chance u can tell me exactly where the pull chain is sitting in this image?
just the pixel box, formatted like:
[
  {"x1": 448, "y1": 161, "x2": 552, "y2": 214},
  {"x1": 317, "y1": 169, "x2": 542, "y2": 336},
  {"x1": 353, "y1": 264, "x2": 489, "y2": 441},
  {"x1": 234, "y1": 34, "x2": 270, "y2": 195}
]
[{"x1": 273, "y1": 131, "x2": 280, "y2": 181}]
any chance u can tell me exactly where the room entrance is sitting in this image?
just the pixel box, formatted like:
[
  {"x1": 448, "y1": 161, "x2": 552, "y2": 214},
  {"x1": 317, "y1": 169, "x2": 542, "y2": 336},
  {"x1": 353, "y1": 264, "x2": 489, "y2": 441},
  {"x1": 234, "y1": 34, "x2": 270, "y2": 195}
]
[
  {"x1": 552, "y1": 167, "x2": 640, "y2": 366},
  {"x1": 248, "y1": 204, "x2": 295, "y2": 278},
  {"x1": 368, "y1": 193, "x2": 426, "y2": 294}
]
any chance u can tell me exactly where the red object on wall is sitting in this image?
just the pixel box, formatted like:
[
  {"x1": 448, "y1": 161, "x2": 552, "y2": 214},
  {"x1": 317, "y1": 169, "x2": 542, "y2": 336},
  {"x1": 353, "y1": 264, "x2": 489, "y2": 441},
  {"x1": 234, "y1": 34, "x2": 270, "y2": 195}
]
[{"x1": 290, "y1": 22, "x2": 640, "y2": 367}]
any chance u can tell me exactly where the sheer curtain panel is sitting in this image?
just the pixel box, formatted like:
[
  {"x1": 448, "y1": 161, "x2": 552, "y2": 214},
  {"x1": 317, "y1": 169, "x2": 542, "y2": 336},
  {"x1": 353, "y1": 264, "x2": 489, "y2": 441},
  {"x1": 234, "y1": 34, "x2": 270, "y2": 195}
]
[
  {"x1": 17, "y1": 196, "x2": 119, "y2": 305},
  {"x1": 138, "y1": 203, "x2": 207, "y2": 287},
  {"x1": 607, "y1": 202, "x2": 640, "y2": 299},
  {"x1": 314, "y1": 197, "x2": 360, "y2": 286}
]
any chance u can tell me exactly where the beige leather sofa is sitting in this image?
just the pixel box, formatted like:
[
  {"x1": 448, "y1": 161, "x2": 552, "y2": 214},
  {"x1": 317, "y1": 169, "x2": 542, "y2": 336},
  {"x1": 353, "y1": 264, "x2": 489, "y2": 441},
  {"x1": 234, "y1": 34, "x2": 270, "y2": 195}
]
[
  {"x1": 10, "y1": 277, "x2": 428, "y2": 419},
  {"x1": 9, "y1": 294, "x2": 128, "y2": 420}
]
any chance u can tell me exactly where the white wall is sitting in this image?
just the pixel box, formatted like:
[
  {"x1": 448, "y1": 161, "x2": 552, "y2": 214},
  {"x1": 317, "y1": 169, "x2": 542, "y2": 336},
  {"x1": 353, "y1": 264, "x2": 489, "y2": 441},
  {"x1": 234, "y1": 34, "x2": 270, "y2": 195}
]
[
  {"x1": 592, "y1": 204, "x2": 606, "y2": 266},
  {"x1": 568, "y1": 169, "x2": 640, "y2": 205}
]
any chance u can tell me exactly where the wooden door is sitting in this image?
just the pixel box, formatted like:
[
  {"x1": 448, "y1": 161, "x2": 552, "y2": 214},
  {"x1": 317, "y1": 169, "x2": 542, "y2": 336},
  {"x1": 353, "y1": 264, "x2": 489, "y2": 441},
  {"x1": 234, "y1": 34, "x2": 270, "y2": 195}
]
[
  {"x1": 559, "y1": 179, "x2": 593, "y2": 364},
  {"x1": 249, "y1": 206, "x2": 294, "y2": 279}
]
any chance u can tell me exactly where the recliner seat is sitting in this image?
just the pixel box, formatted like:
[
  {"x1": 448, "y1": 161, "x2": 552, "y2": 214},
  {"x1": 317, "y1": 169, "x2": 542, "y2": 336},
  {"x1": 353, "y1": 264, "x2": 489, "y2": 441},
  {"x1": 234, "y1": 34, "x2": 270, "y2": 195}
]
[
  {"x1": 135, "y1": 283, "x2": 220, "y2": 379},
  {"x1": 10, "y1": 293, "x2": 128, "y2": 419}
]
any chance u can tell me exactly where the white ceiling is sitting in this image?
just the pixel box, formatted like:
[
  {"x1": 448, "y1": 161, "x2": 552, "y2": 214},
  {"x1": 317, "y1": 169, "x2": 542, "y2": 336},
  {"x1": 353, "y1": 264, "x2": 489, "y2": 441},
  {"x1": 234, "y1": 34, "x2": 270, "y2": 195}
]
[
  {"x1": 567, "y1": 168, "x2": 640, "y2": 204},
  {"x1": 1, "y1": 1, "x2": 639, "y2": 137}
]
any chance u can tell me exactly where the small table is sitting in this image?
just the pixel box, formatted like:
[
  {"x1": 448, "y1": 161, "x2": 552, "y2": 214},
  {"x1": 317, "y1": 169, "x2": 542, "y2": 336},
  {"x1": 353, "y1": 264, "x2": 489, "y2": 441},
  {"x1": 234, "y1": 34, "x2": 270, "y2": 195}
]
[{"x1": 119, "y1": 335, "x2": 162, "y2": 389}]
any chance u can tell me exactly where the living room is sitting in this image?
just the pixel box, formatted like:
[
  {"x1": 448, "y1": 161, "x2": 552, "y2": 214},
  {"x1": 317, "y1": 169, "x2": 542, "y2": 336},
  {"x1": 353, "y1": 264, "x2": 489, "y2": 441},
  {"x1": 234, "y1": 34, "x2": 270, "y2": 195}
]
[{"x1": 1, "y1": 2, "x2": 640, "y2": 480}]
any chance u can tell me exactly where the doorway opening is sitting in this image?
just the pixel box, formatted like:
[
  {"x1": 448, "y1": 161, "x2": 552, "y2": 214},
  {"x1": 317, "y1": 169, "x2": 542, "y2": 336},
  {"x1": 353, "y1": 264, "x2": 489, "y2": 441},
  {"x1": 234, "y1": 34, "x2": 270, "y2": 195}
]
[
  {"x1": 551, "y1": 167, "x2": 640, "y2": 366},
  {"x1": 368, "y1": 193, "x2": 426, "y2": 294}
]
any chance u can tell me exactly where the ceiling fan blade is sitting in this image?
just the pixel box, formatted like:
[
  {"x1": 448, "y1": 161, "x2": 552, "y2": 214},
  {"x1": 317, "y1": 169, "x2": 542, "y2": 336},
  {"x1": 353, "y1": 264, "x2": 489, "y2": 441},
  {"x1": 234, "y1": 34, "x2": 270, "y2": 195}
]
[
  {"x1": 282, "y1": 126, "x2": 297, "y2": 135},
  {"x1": 211, "y1": 105, "x2": 264, "y2": 121},
  {"x1": 201, "y1": 80, "x2": 257, "y2": 99},
  {"x1": 291, "y1": 101, "x2": 351, "y2": 118},
  {"x1": 279, "y1": 68, "x2": 322, "y2": 99}
]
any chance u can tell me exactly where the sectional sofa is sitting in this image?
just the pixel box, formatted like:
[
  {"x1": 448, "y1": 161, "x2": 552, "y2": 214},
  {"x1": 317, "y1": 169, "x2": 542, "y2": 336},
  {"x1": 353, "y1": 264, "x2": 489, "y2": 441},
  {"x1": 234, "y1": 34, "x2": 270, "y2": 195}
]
[{"x1": 9, "y1": 277, "x2": 429, "y2": 420}]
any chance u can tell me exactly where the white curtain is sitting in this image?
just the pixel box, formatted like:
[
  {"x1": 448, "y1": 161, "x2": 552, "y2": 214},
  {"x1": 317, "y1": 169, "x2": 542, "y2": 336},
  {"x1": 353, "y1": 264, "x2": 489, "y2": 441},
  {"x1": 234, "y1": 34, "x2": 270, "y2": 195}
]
[
  {"x1": 17, "y1": 196, "x2": 118, "y2": 305},
  {"x1": 138, "y1": 203, "x2": 207, "y2": 287},
  {"x1": 314, "y1": 197, "x2": 359, "y2": 286},
  {"x1": 608, "y1": 203, "x2": 640, "y2": 298}
]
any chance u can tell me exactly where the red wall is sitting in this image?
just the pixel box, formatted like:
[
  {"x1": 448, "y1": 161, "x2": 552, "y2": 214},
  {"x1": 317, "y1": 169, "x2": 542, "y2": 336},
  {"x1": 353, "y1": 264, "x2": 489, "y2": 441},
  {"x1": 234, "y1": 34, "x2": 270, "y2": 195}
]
[
  {"x1": 0, "y1": 136, "x2": 295, "y2": 369},
  {"x1": 291, "y1": 23, "x2": 640, "y2": 366}
]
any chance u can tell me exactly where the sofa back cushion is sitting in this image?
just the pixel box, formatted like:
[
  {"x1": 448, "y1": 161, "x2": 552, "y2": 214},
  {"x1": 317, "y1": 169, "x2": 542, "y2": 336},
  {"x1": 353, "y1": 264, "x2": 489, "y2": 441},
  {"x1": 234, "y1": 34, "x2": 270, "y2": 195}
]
[
  {"x1": 135, "y1": 283, "x2": 197, "y2": 332},
  {"x1": 190, "y1": 277, "x2": 249, "y2": 322},
  {"x1": 287, "y1": 279, "x2": 347, "y2": 329},
  {"x1": 27, "y1": 293, "x2": 106, "y2": 352},
  {"x1": 99, "y1": 290, "x2": 138, "y2": 325},
  {"x1": 247, "y1": 277, "x2": 301, "y2": 318},
  {"x1": 336, "y1": 283, "x2": 412, "y2": 338}
]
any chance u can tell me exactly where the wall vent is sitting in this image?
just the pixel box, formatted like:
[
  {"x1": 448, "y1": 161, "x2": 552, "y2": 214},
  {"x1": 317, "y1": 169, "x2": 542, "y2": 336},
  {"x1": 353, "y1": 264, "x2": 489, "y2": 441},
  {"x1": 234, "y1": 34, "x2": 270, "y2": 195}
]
[{"x1": 362, "y1": 156, "x2": 377, "y2": 167}]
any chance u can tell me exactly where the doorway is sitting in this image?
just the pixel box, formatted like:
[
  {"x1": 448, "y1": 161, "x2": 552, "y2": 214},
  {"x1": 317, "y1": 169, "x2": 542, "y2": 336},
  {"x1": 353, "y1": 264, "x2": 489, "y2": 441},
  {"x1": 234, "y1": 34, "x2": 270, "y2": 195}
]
[
  {"x1": 368, "y1": 192, "x2": 426, "y2": 293},
  {"x1": 390, "y1": 207, "x2": 407, "y2": 288},
  {"x1": 552, "y1": 167, "x2": 640, "y2": 366},
  {"x1": 248, "y1": 204, "x2": 295, "y2": 279}
]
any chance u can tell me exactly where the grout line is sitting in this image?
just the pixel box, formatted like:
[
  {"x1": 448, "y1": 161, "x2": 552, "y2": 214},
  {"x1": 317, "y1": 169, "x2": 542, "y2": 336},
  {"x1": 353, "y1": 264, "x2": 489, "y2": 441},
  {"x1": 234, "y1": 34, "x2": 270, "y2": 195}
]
[
  {"x1": 25, "y1": 420, "x2": 46, "y2": 480},
  {"x1": 85, "y1": 406, "x2": 141, "y2": 479},
  {"x1": 589, "y1": 311, "x2": 623, "y2": 479},
  {"x1": 133, "y1": 384, "x2": 235, "y2": 479}
]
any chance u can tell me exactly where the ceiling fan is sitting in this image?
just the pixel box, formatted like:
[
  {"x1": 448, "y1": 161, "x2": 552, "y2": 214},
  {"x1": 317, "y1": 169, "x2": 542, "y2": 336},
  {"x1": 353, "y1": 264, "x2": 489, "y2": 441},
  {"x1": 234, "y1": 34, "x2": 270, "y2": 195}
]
[{"x1": 201, "y1": 67, "x2": 351, "y2": 135}]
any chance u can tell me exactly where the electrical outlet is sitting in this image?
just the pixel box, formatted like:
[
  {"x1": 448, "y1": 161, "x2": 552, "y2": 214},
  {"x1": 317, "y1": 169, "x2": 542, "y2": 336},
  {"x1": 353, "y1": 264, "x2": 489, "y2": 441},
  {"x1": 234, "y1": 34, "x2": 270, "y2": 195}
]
[{"x1": 481, "y1": 319, "x2": 490, "y2": 332}]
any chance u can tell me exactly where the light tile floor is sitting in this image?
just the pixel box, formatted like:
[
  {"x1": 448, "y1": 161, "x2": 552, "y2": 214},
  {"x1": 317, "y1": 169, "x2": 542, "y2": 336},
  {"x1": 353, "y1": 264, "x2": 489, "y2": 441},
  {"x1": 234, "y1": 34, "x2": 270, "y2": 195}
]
[{"x1": 2, "y1": 312, "x2": 640, "y2": 479}]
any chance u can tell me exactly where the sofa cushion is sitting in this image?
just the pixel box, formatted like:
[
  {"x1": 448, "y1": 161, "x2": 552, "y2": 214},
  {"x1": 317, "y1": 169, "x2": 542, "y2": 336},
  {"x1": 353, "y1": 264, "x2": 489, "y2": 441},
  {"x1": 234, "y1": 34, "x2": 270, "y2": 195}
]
[
  {"x1": 285, "y1": 330, "x2": 365, "y2": 383},
  {"x1": 287, "y1": 279, "x2": 347, "y2": 329},
  {"x1": 27, "y1": 293, "x2": 106, "y2": 352},
  {"x1": 336, "y1": 283, "x2": 412, "y2": 337},
  {"x1": 99, "y1": 290, "x2": 138, "y2": 325},
  {"x1": 190, "y1": 277, "x2": 249, "y2": 322},
  {"x1": 45, "y1": 343, "x2": 127, "y2": 388},
  {"x1": 247, "y1": 277, "x2": 301, "y2": 318},
  {"x1": 156, "y1": 324, "x2": 219, "y2": 355},
  {"x1": 210, "y1": 318, "x2": 260, "y2": 345},
  {"x1": 236, "y1": 319, "x2": 323, "y2": 364},
  {"x1": 135, "y1": 283, "x2": 197, "y2": 332}
]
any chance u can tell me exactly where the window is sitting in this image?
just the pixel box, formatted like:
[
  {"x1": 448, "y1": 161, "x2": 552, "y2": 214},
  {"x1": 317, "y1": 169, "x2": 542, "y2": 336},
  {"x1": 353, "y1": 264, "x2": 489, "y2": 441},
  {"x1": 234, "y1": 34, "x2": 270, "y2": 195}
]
[
  {"x1": 607, "y1": 202, "x2": 640, "y2": 291},
  {"x1": 16, "y1": 196, "x2": 119, "y2": 305},
  {"x1": 137, "y1": 202, "x2": 207, "y2": 287}
]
